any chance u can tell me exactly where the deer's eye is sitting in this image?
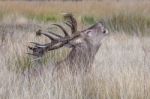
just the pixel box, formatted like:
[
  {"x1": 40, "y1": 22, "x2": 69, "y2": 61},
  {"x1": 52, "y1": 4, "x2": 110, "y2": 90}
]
[
  {"x1": 103, "y1": 30, "x2": 106, "y2": 33},
  {"x1": 102, "y1": 29, "x2": 108, "y2": 34}
]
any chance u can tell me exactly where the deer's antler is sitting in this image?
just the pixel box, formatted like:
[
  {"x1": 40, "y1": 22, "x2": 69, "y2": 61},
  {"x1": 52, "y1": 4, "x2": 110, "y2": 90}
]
[
  {"x1": 28, "y1": 29, "x2": 79, "y2": 57},
  {"x1": 28, "y1": 13, "x2": 79, "y2": 57},
  {"x1": 63, "y1": 13, "x2": 77, "y2": 34}
]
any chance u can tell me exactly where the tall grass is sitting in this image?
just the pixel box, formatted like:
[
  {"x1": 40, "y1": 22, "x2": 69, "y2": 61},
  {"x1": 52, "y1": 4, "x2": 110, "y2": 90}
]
[
  {"x1": 1, "y1": 1, "x2": 150, "y2": 34},
  {"x1": 104, "y1": 13, "x2": 150, "y2": 35},
  {"x1": 0, "y1": 26, "x2": 150, "y2": 98},
  {"x1": 0, "y1": 1, "x2": 150, "y2": 99}
]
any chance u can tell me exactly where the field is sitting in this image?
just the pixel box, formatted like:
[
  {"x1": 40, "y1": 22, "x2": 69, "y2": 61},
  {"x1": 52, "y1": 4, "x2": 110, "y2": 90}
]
[{"x1": 0, "y1": 1, "x2": 150, "y2": 99}]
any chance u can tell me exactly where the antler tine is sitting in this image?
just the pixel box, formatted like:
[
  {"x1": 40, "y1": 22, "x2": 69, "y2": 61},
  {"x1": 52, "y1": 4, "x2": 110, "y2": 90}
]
[
  {"x1": 41, "y1": 33, "x2": 56, "y2": 41},
  {"x1": 47, "y1": 42, "x2": 67, "y2": 51},
  {"x1": 36, "y1": 26, "x2": 64, "y2": 38},
  {"x1": 64, "y1": 21, "x2": 72, "y2": 29},
  {"x1": 29, "y1": 42, "x2": 48, "y2": 48},
  {"x1": 30, "y1": 42, "x2": 44, "y2": 46},
  {"x1": 63, "y1": 13, "x2": 77, "y2": 34},
  {"x1": 48, "y1": 31, "x2": 63, "y2": 38},
  {"x1": 28, "y1": 41, "x2": 59, "y2": 57},
  {"x1": 52, "y1": 24, "x2": 69, "y2": 37},
  {"x1": 36, "y1": 30, "x2": 59, "y2": 41}
]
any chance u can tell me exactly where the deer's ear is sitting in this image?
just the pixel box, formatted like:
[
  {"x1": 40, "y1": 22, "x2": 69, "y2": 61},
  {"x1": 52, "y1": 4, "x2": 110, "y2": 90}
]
[
  {"x1": 84, "y1": 30, "x2": 95, "y2": 37},
  {"x1": 87, "y1": 31, "x2": 93, "y2": 37}
]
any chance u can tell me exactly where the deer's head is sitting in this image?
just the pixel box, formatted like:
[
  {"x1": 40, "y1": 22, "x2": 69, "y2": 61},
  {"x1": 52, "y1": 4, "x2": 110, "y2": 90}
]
[
  {"x1": 28, "y1": 14, "x2": 109, "y2": 57},
  {"x1": 68, "y1": 22, "x2": 108, "y2": 50}
]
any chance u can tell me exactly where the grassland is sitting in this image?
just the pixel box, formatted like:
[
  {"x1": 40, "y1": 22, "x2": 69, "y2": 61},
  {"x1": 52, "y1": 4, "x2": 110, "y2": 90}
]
[
  {"x1": 0, "y1": 1, "x2": 150, "y2": 34},
  {"x1": 0, "y1": 1, "x2": 150, "y2": 99}
]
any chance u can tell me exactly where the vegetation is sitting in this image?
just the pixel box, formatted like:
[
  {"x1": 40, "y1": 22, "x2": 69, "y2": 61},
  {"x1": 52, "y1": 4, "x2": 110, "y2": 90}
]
[
  {"x1": 0, "y1": 1, "x2": 150, "y2": 34},
  {"x1": 0, "y1": 1, "x2": 150, "y2": 99}
]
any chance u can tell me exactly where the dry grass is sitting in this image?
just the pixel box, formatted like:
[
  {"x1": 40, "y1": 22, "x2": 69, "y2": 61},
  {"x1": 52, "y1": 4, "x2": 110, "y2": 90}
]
[
  {"x1": 0, "y1": 1, "x2": 150, "y2": 18},
  {"x1": 0, "y1": 1, "x2": 150, "y2": 34},
  {"x1": 0, "y1": 20, "x2": 150, "y2": 99},
  {"x1": 0, "y1": 1, "x2": 150, "y2": 99}
]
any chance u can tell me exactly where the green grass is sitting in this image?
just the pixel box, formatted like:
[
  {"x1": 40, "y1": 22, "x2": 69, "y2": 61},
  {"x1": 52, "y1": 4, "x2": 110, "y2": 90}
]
[
  {"x1": 27, "y1": 14, "x2": 59, "y2": 22},
  {"x1": 81, "y1": 16, "x2": 96, "y2": 25},
  {"x1": 26, "y1": 13, "x2": 150, "y2": 36},
  {"x1": 80, "y1": 13, "x2": 150, "y2": 36},
  {"x1": 103, "y1": 13, "x2": 150, "y2": 35}
]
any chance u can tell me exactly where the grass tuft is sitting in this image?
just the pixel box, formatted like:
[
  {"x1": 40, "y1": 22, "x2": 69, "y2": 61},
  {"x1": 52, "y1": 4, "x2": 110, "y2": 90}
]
[
  {"x1": 82, "y1": 16, "x2": 96, "y2": 25},
  {"x1": 104, "y1": 13, "x2": 150, "y2": 35}
]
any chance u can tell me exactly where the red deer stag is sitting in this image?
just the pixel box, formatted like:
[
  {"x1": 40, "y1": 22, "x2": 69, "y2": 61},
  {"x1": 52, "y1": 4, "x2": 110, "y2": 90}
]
[{"x1": 28, "y1": 13, "x2": 109, "y2": 74}]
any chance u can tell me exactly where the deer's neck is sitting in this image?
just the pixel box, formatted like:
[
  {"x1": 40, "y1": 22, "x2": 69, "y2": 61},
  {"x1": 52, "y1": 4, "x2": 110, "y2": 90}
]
[{"x1": 66, "y1": 44, "x2": 101, "y2": 70}]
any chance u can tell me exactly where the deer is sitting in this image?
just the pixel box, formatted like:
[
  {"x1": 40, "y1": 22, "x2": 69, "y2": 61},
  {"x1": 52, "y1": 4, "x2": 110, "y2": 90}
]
[{"x1": 28, "y1": 13, "x2": 109, "y2": 76}]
